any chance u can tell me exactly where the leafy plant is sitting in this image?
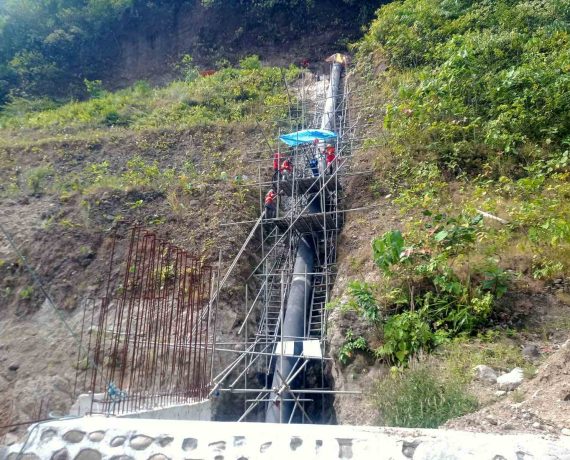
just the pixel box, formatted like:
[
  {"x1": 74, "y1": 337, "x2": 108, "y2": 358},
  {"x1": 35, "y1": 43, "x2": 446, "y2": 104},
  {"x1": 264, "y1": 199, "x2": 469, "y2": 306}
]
[
  {"x1": 372, "y1": 230, "x2": 405, "y2": 274},
  {"x1": 19, "y1": 286, "x2": 34, "y2": 300},
  {"x1": 339, "y1": 330, "x2": 370, "y2": 365},
  {"x1": 346, "y1": 281, "x2": 381, "y2": 324},
  {"x1": 532, "y1": 259, "x2": 564, "y2": 280},
  {"x1": 84, "y1": 79, "x2": 104, "y2": 98},
  {"x1": 176, "y1": 55, "x2": 199, "y2": 83},
  {"x1": 427, "y1": 212, "x2": 483, "y2": 255},
  {"x1": 481, "y1": 266, "x2": 509, "y2": 298},
  {"x1": 365, "y1": 216, "x2": 501, "y2": 364},
  {"x1": 376, "y1": 310, "x2": 434, "y2": 364}
]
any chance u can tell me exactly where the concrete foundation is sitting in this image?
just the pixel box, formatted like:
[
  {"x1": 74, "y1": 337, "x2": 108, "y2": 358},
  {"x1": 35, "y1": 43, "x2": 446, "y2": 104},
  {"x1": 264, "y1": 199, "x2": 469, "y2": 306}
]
[
  {"x1": 68, "y1": 395, "x2": 211, "y2": 421},
  {"x1": 119, "y1": 400, "x2": 211, "y2": 421}
]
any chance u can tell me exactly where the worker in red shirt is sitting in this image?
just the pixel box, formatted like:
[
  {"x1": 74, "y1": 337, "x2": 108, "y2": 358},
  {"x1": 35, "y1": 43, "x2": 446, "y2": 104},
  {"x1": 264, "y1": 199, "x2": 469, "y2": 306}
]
[
  {"x1": 264, "y1": 189, "x2": 277, "y2": 219},
  {"x1": 325, "y1": 144, "x2": 336, "y2": 174},
  {"x1": 281, "y1": 158, "x2": 293, "y2": 181},
  {"x1": 272, "y1": 152, "x2": 282, "y2": 182}
]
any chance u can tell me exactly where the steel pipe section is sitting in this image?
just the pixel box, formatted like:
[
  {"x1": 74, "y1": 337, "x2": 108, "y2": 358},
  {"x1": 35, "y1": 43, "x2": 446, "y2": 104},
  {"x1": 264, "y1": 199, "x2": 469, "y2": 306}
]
[
  {"x1": 265, "y1": 236, "x2": 315, "y2": 423},
  {"x1": 321, "y1": 62, "x2": 342, "y2": 132},
  {"x1": 265, "y1": 59, "x2": 342, "y2": 423}
]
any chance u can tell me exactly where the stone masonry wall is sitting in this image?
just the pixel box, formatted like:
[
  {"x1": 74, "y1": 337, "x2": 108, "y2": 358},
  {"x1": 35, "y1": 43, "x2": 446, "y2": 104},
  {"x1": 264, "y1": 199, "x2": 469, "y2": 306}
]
[{"x1": 2, "y1": 416, "x2": 570, "y2": 460}]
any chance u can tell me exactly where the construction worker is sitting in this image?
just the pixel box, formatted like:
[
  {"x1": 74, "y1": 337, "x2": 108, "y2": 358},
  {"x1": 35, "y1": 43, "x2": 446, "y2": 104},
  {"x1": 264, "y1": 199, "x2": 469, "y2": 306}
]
[
  {"x1": 272, "y1": 151, "x2": 282, "y2": 183},
  {"x1": 264, "y1": 189, "x2": 277, "y2": 219},
  {"x1": 309, "y1": 157, "x2": 319, "y2": 177},
  {"x1": 281, "y1": 158, "x2": 293, "y2": 181},
  {"x1": 325, "y1": 144, "x2": 336, "y2": 174}
]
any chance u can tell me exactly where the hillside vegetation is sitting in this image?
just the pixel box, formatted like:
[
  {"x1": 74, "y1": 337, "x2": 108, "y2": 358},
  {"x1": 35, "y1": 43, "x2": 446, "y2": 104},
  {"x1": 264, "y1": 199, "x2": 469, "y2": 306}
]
[
  {"x1": 0, "y1": 0, "x2": 384, "y2": 104},
  {"x1": 331, "y1": 0, "x2": 570, "y2": 428}
]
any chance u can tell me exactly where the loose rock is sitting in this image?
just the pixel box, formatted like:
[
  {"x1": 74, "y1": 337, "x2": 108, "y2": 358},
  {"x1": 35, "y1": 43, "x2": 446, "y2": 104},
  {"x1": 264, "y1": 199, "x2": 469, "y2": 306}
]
[
  {"x1": 6, "y1": 454, "x2": 39, "y2": 460},
  {"x1": 52, "y1": 448, "x2": 69, "y2": 460},
  {"x1": 41, "y1": 429, "x2": 58, "y2": 442},
  {"x1": 497, "y1": 367, "x2": 524, "y2": 391},
  {"x1": 474, "y1": 365, "x2": 498, "y2": 383},
  {"x1": 522, "y1": 344, "x2": 540, "y2": 360},
  {"x1": 156, "y1": 436, "x2": 173, "y2": 447},
  {"x1": 562, "y1": 428, "x2": 570, "y2": 436},
  {"x1": 182, "y1": 438, "x2": 198, "y2": 451}
]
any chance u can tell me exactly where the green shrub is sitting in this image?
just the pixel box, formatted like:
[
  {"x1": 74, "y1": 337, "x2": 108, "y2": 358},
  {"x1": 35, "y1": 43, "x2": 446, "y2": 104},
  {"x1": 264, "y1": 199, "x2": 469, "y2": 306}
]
[
  {"x1": 0, "y1": 62, "x2": 300, "y2": 131},
  {"x1": 346, "y1": 280, "x2": 381, "y2": 323},
  {"x1": 376, "y1": 310, "x2": 435, "y2": 364},
  {"x1": 354, "y1": 0, "x2": 570, "y2": 277},
  {"x1": 375, "y1": 362, "x2": 478, "y2": 428},
  {"x1": 372, "y1": 230, "x2": 405, "y2": 274},
  {"x1": 339, "y1": 330, "x2": 370, "y2": 365},
  {"x1": 25, "y1": 165, "x2": 53, "y2": 196},
  {"x1": 19, "y1": 286, "x2": 34, "y2": 300},
  {"x1": 239, "y1": 55, "x2": 262, "y2": 70},
  {"x1": 366, "y1": 216, "x2": 500, "y2": 364},
  {"x1": 84, "y1": 79, "x2": 104, "y2": 99}
]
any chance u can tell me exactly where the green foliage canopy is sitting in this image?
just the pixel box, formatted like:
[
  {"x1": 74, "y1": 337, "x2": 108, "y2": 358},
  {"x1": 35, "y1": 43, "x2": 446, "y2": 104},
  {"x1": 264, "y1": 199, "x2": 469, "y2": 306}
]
[
  {"x1": 0, "y1": 0, "x2": 386, "y2": 106},
  {"x1": 358, "y1": 0, "x2": 570, "y2": 177},
  {"x1": 0, "y1": 0, "x2": 135, "y2": 103}
]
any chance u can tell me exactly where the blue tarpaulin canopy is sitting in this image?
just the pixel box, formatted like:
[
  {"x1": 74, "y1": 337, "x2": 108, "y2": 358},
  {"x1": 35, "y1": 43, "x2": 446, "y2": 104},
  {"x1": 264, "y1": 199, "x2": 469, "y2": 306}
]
[{"x1": 279, "y1": 129, "x2": 337, "y2": 147}]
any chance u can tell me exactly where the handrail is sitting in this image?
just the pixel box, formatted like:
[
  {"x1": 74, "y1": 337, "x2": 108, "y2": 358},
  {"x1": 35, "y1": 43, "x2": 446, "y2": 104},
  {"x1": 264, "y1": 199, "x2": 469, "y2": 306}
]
[{"x1": 194, "y1": 213, "x2": 264, "y2": 336}]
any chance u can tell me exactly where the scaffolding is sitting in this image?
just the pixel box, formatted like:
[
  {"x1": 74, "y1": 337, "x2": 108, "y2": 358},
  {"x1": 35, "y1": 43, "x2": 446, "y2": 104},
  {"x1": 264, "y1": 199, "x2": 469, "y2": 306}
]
[{"x1": 209, "y1": 60, "x2": 358, "y2": 423}]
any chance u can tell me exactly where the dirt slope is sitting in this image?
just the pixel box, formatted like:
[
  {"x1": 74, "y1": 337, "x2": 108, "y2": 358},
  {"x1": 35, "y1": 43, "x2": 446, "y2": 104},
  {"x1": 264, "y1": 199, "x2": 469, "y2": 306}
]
[
  {"x1": 0, "y1": 126, "x2": 266, "y2": 434},
  {"x1": 445, "y1": 339, "x2": 570, "y2": 435}
]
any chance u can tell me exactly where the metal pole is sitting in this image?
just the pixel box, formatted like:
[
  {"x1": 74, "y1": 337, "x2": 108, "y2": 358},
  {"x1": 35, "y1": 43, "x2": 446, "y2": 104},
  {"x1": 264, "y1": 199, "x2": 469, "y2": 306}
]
[{"x1": 209, "y1": 249, "x2": 222, "y2": 383}]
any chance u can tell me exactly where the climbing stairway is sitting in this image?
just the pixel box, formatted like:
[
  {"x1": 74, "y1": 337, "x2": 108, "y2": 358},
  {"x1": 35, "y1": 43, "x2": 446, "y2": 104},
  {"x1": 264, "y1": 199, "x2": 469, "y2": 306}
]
[
  {"x1": 307, "y1": 272, "x2": 328, "y2": 338},
  {"x1": 255, "y1": 241, "x2": 293, "y2": 340}
]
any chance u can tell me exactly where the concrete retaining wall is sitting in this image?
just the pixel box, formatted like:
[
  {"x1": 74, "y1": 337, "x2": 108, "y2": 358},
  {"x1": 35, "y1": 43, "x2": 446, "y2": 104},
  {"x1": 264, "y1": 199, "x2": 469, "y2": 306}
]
[
  {"x1": 69, "y1": 395, "x2": 211, "y2": 421},
  {"x1": 3, "y1": 417, "x2": 570, "y2": 460},
  {"x1": 119, "y1": 400, "x2": 211, "y2": 421}
]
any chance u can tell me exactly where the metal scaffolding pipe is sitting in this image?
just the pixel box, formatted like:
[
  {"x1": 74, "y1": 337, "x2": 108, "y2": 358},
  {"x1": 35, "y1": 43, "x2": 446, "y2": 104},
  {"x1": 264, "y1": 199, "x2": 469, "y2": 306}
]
[{"x1": 265, "y1": 59, "x2": 343, "y2": 424}]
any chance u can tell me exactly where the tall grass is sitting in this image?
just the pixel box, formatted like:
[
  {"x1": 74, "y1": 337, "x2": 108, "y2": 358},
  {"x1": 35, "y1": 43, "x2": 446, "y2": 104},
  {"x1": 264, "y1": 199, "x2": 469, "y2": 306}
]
[{"x1": 375, "y1": 360, "x2": 478, "y2": 428}]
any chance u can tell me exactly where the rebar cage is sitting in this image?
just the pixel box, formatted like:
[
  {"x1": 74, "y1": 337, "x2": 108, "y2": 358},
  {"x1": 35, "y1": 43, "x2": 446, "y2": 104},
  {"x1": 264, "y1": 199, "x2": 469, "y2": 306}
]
[{"x1": 75, "y1": 227, "x2": 213, "y2": 415}]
